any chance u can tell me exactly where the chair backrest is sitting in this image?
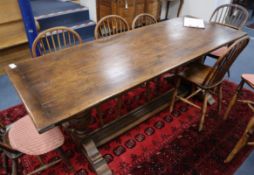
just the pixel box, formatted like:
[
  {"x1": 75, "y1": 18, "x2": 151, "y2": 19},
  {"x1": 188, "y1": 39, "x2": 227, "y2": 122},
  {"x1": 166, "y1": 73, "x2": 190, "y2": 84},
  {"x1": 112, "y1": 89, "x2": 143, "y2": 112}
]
[
  {"x1": 32, "y1": 26, "x2": 82, "y2": 57},
  {"x1": 210, "y1": 4, "x2": 249, "y2": 30},
  {"x1": 132, "y1": 13, "x2": 157, "y2": 29},
  {"x1": 203, "y1": 36, "x2": 249, "y2": 87},
  {"x1": 94, "y1": 15, "x2": 130, "y2": 40}
]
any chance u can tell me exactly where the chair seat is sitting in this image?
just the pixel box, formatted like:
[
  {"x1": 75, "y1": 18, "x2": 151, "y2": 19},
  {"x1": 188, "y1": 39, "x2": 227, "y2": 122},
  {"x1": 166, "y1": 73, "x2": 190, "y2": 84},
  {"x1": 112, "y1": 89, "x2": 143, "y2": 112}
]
[
  {"x1": 242, "y1": 74, "x2": 254, "y2": 88},
  {"x1": 179, "y1": 63, "x2": 213, "y2": 86},
  {"x1": 210, "y1": 46, "x2": 228, "y2": 58},
  {"x1": 8, "y1": 115, "x2": 64, "y2": 156}
]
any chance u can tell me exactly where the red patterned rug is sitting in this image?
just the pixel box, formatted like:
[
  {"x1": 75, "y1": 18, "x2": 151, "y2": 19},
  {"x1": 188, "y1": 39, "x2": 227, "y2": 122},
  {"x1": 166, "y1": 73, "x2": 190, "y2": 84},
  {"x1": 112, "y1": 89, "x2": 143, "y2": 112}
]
[{"x1": 1, "y1": 80, "x2": 254, "y2": 175}]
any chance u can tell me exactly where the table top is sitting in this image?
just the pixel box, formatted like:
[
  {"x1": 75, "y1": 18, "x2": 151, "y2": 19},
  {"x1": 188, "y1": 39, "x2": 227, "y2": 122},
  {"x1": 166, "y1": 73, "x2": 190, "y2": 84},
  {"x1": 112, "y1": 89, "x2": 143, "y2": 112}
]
[{"x1": 6, "y1": 18, "x2": 246, "y2": 133}]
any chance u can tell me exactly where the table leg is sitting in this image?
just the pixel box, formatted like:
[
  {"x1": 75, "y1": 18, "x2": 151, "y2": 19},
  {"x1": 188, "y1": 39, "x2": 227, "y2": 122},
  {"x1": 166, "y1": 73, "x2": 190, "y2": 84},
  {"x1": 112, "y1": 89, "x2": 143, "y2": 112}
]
[
  {"x1": 82, "y1": 139, "x2": 112, "y2": 175},
  {"x1": 66, "y1": 112, "x2": 92, "y2": 143},
  {"x1": 66, "y1": 112, "x2": 112, "y2": 175}
]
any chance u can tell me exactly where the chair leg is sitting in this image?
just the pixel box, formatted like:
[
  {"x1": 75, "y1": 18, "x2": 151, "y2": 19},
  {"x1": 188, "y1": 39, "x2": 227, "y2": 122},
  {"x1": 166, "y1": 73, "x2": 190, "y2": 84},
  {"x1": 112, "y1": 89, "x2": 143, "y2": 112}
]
[
  {"x1": 169, "y1": 77, "x2": 181, "y2": 113},
  {"x1": 11, "y1": 159, "x2": 18, "y2": 175},
  {"x1": 224, "y1": 117, "x2": 254, "y2": 163},
  {"x1": 200, "y1": 55, "x2": 206, "y2": 64},
  {"x1": 217, "y1": 84, "x2": 223, "y2": 113},
  {"x1": 2, "y1": 153, "x2": 8, "y2": 173},
  {"x1": 199, "y1": 91, "x2": 209, "y2": 132},
  {"x1": 56, "y1": 147, "x2": 74, "y2": 172},
  {"x1": 27, "y1": 157, "x2": 62, "y2": 175},
  {"x1": 227, "y1": 70, "x2": 230, "y2": 78},
  {"x1": 224, "y1": 79, "x2": 245, "y2": 120}
]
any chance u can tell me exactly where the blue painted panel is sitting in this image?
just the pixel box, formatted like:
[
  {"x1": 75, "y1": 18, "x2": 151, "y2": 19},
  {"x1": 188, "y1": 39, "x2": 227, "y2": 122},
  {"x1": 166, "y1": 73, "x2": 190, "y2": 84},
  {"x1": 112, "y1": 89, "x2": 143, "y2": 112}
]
[
  {"x1": 75, "y1": 23, "x2": 96, "y2": 41},
  {"x1": 38, "y1": 10, "x2": 90, "y2": 31},
  {"x1": 18, "y1": 0, "x2": 38, "y2": 49}
]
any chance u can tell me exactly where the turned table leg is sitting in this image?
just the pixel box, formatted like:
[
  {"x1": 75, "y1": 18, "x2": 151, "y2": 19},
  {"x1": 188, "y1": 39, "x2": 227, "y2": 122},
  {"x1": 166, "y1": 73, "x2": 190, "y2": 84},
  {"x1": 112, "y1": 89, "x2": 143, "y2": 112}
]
[
  {"x1": 66, "y1": 112, "x2": 112, "y2": 175},
  {"x1": 66, "y1": 111, "x2": 93, "y2": 143}
]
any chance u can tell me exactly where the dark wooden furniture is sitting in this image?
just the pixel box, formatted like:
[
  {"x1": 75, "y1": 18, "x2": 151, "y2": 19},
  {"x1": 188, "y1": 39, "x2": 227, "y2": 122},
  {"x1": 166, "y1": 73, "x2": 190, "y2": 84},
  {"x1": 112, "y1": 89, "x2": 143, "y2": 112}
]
[
  {"x1": 169, "y1": 36, "x2": 249, "y2": 131},
  {"x1": 232, "y1": 0, "x2": 248, "y2": 7},
  {"x1": 94, "y1": 15, "x2": 129, "y2": 39},
  {"x1": 132, "y1": 13, "x2": 157, "y2": 29},
  {"x1": 6, "y1": 18, "x2": 247, "y2": 175},
  {"x1": 164, "y1": 0, "x2": 184, "y2": 20},
  {"x1": 0, "y1": 115, "x2": 73, "y2": 175},
  {"x1": 233, "y1": 0, "x2": 254, "y2": 13},
  {"x1": 32, "y1": 26, "x2": 82, "y2": 57},
  {"x1": 96, "y1": 0, "x2": 161, "y2": 26},
  {"x1": 224, "y1": 74, "x2": 254, "y2": 163}
]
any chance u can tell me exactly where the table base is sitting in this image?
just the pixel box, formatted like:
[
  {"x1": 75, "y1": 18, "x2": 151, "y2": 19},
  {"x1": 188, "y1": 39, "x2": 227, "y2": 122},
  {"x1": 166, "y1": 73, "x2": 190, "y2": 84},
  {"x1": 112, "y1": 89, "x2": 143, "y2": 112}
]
[{"x1": 69, "y1": 90, "x2": 173, "y2": 175}]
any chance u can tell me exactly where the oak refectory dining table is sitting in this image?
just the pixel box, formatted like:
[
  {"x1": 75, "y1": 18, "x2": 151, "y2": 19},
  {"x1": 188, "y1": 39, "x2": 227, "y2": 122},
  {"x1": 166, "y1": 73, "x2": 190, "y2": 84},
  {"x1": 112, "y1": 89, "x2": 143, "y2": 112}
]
[{"x1": 5, "y1": 18, "x2": 246, "y2": 175}]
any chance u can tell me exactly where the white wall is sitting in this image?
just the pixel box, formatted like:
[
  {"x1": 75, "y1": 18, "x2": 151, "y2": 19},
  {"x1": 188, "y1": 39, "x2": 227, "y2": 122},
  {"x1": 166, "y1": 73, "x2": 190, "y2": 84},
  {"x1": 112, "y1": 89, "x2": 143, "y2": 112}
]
[
  {"x1": 164, "y1": 0, "x2": 232, "y2": 21},
  {"x1": 185, "y1": 0, "x2": 231, "y2": 20},
  {"x1": 80, "y1": 0, "x2": 97, "y2": 21},
  {"x1": 216, "y1": 0, "x2": 232, "y2": 6},
  {"x1": 181, "y1": 0, "x2": 216, "y2": 20}
]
